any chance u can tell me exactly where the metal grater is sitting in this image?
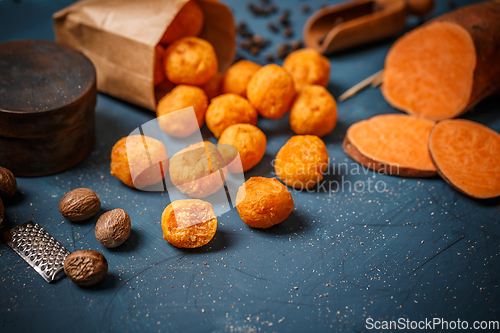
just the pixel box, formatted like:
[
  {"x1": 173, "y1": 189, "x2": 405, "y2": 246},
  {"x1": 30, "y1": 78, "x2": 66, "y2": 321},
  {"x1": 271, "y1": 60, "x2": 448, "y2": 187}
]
[{"x1": 3, "y1": 221, "x2": 71, "y2": 283}]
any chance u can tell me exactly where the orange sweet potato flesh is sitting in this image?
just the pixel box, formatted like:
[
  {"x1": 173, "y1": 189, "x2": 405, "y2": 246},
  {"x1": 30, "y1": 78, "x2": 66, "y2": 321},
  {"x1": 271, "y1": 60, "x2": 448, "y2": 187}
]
[
  {"x1": 343, "y1": 114, "x2": 437, "y2": 177},
  {"x1": 382, "y1": 2, "x2": 500, "y2": 121},
  {"x1": 429, "y1": 119, "x2": 500, "y2": 199}
]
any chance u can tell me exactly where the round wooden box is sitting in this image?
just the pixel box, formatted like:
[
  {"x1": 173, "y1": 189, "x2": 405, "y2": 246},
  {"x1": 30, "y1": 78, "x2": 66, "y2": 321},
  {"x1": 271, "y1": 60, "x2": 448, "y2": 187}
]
[{"x1": 0, "y1": 40, "x2": 96, "y2": 177}]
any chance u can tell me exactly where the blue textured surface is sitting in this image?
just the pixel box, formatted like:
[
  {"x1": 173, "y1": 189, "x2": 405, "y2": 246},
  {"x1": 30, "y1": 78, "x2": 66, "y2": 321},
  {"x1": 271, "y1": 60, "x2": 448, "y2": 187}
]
[{"x1": 1, "y1": 0, "x2": 499, "y2": 332}]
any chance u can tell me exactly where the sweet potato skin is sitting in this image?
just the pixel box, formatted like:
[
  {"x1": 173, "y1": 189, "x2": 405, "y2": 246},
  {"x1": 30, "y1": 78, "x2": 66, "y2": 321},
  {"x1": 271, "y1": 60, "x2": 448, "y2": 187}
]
[{"x1": 435, "y1": 1, "x2": 500, "y2": 110}]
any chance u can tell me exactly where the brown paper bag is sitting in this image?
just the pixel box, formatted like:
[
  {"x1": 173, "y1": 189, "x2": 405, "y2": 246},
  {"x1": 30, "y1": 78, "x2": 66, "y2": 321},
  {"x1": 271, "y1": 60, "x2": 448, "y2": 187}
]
[{"x1": 53, "y1": 0, "x2": 236, "y2": 111}]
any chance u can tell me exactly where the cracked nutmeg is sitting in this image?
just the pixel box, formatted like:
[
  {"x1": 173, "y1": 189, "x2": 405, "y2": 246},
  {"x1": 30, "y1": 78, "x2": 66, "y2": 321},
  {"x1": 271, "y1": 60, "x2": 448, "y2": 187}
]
[
  {"x1": 0, "y1": 166, "x2": 17, "y2": 199},
  {"x1": 64, "y1": 250, "x2": 108, "y2": 286},
  {"x1": 59, "y1": 188, "x2": 101, "y2": 222},
  {"x1": 95, "y1": 209, "x2": 131, "y2": 248}
]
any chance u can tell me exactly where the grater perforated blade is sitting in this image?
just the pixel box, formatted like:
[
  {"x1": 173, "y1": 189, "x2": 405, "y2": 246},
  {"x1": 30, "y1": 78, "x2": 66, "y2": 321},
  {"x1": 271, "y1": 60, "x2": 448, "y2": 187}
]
[{"x1": 3, "y1": 221, "x2": 71, "y2": 283}]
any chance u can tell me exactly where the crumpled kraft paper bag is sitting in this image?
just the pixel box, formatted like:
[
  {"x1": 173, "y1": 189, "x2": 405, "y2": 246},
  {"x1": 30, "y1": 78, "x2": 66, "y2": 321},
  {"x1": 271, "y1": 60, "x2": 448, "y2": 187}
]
[{"x1": 53, "y1": 0, "x2": 236, "y2": 111}]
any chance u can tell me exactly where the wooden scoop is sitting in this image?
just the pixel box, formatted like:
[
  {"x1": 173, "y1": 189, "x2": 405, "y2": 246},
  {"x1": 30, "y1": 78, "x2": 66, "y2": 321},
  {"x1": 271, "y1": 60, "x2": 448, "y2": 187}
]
[{"x1": 303, "y1": 0, "x2": 434, "y2": 55}]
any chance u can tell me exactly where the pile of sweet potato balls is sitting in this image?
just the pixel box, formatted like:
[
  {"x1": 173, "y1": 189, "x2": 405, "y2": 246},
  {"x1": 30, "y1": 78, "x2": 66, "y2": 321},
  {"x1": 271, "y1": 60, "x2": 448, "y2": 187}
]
[{"x1": 110, "y1": 1, "x2": 337, "y2": 248}]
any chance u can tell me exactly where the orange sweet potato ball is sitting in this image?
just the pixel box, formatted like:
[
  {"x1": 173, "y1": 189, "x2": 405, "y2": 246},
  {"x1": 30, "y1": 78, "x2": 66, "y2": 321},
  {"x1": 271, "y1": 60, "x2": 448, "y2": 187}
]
[
  {"x1": 283, "y1": 48, "x2": 331, "y2": 92},
  {"x1": 110, "y1": 135, "x2": 169, "y2": 189},
  {"x1": 274, "y1": 135, "x2": 329, "y2": 189},
  {"x1": 289, "y1": 85, "x2": 337, "y2": 137},
  {"x1": 205, "y1": 93, "x2": 258, "y2": 138},
  {"x1": 218, "y1": 124, "x2": 266, "y2": 172},
  {"x1": 159, "y1": 1, "x2": 205, "y2": 45},
  {"x1": 221, "y1": 60, "x2": 262, "y2": 97},
  {"x1": 156, "y1": 85, "x2": 208, "y2": 138},
  {"x1": 247, "y1": 64, "x2": 295, "y2": 119},
  {"x1": 164, "y1": 37, "x2": 218, "y2": 86},
  {"x1": 169, "y1": 141, "x2": 227, "y2": 198},
  {"x1": 236, "y1": 177, "x2": 294, "y2": 229},
  {"x1": 161, "y1": 199, "x2": 217, "y2": 248}
]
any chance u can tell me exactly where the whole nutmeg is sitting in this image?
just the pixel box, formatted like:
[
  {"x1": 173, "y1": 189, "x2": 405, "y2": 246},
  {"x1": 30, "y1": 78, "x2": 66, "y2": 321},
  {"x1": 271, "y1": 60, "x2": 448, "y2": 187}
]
[
  {"x1": 64, "y1": 250, "x2": 108, "y2": 286},
  {"x1": 0, "y1": 197, "x2": 4, "y2": 227},
  {"x1": 59, "y1": 188, "x2": 101, "y2": 222},
  {"x1": 95, "y1": 209, "x2": 131, "y2": 248},
  {"x1": 0, "y1": 166, "x2": 17, "y2": 199}
]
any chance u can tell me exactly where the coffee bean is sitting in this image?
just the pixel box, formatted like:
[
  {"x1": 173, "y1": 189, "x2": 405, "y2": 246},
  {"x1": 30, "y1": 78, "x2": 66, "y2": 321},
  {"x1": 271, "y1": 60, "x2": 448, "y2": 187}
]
[
  {"x1": 301, "y1": 4, "x2": 311, "y2": 13},
  {"x1": 291, "y1": 40, "x2": 303, "y2": 50},
  {"x1": 268, "y1": 22, "x2": 279, "y2": 33},
  {"x1": 284, "y1": 27, "x2": 294, "y2": 38}
]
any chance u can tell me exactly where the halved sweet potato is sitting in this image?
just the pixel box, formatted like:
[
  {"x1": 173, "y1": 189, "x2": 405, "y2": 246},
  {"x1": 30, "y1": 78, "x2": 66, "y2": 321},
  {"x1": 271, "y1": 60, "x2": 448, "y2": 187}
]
[
  {"x1": 382, "y1": 2, "x2": 500, "y2": 121},
  {"x1": 343, "y1": 114, "x2": 436, "y2": 177},
  {"x1": 429, "y1": 119, "x2": 500, "y2": 199}
]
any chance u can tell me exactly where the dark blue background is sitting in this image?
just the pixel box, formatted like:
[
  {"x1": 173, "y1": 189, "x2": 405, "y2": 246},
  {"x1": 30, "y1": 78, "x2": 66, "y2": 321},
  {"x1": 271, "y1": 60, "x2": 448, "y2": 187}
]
[{"x1": 1, "y1": 0, "x2": 498, "y2": 332}]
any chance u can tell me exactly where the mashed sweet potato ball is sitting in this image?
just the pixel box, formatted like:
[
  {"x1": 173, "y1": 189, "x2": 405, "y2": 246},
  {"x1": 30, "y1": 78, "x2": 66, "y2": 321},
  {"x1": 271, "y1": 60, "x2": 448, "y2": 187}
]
[
  {"x1": 274, "y1": 135, "x2": 329, "y2": 189},
  {"x1": 283, "y1": 48, "x2": 330, "y2": 92},
  {"x1": 221, "y1": 60, "x2": 262, "y2": 97},
  {"x1": 169, "y1": 141, "x2": 227, "y2": 198},
  {"x1": 110, "y1": 135, "x2": 169, "y2": 189},
  {"x1": 164, "y1": 37, "x2": 218, "y2": 86},
  {"x1": 247, "y1": 64, "x2": 295, "y2": 119},
  {"x1": 156, "y1": 85, "x2": 208, "y2": 137},
  {"x1": 218, "y1": 124, "x2": 267, "y2": 172},
  {"x1": 205, "y1": 93, "x2": 258, "y2": 138},
  {"x1": 161, "y1": 199, "x2": 217, "y2": 248},
  {"x1": 289, "y1": 85, "x2": 337, "y2": 137},
  {"x1": 159, "y1": 1, "x2": 204, "y2": 45},
  {"x1": 236, "y1": 177, "x2": 294, "y2": 229}
]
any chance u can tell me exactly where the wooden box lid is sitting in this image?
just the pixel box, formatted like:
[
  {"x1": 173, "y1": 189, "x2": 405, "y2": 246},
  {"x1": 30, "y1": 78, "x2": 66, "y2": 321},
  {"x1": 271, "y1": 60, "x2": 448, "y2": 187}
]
[{"x1": 0, "y1": 40, "x2": 97, "y2": 177}]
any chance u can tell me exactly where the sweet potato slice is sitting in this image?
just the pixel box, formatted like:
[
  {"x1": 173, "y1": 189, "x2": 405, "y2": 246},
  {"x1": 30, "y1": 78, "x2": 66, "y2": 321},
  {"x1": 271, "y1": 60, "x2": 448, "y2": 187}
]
[
  {"x1": 429, "y1": 119, "x2": 500, "y2": 199},
  {"x1": 343, "y1": 114, "x2": 436, "y2": 177},
  {"x1": 382, "y1": 2, "x2": 500, "y2": 121}
]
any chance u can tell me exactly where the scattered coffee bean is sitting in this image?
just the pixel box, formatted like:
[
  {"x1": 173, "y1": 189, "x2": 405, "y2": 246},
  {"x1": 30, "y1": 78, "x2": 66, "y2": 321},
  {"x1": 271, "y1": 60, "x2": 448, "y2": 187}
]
[
  {"x1": 237, "y1": 21, "x2": 253, "y2": 38},
  {"x1": 248, "y1": 1, "x2": 277, "y2": 16},
  {"x1": 59, "y1": 188, "x2": 101, "y2": 222},
  {"x1": 279, "y1": 10, "x2": 291, "y2": 26},
  {"x1": 0, "y1": 166, "x2": 17, "y2": 199},
  {"x1": 259, "y1": 0, "x2": 270, "y2": 4},
  {"x1": 301, "y1": 4, "x2": 311, "y2": 13},
  {"x1": 95, "y1": 208, "x2": 131, "y2": 248},
  {"x1": 265, "y1": 54, "x2": 275, "y2": 62},
  {"x1": 268, "y1": 22, "x2": 279, "y2": 33},
  {"x1": 447, "y1": 1, "x2": 457, "y2": 9},
  {"x1": 291, "y1": 40, "x2": 303, "y2": 51},
  {"x1": 64, "y1": 250, "x2": 108, "y2": 286},
  {"x1": 237, "y1": 25, "x2": 271, "y2": 57},
  {"x1": 253, "y1": 34, "x2": 263, "y2": 45},
  {"x1": 276, "y1": 43, "x2": 292, "y2": 59},
  {"x1": 250, "y1": 46, "x2": 260, "y2": 55},
  {"x1": 240, "y1": 39, "x2": 253, "y2": 50},
  {"x1": 284, "y1": 27, "x2": 294, "y2": 38}
]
